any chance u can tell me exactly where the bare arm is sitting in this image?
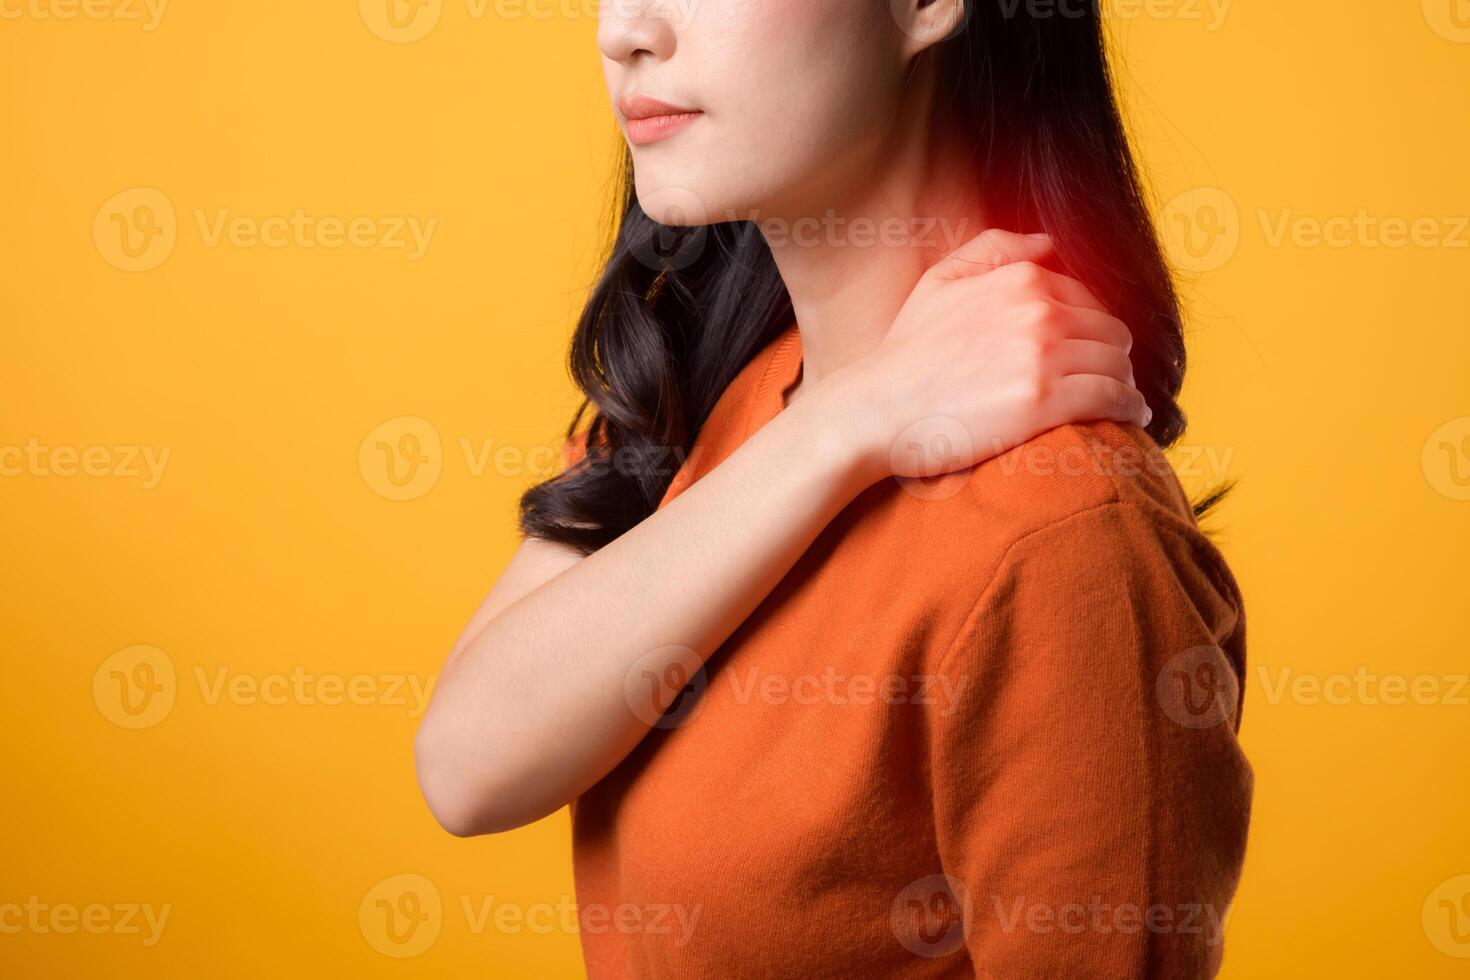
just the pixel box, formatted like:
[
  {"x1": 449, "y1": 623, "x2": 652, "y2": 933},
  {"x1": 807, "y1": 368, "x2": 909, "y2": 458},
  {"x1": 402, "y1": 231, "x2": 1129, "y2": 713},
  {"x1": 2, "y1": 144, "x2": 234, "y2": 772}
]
[
  {"x1": 414, "y1": 230, "x2": 1150, "y2": 837},
  {"x1": 415, "y1": 387, "x2": 876, "y2": 835}
]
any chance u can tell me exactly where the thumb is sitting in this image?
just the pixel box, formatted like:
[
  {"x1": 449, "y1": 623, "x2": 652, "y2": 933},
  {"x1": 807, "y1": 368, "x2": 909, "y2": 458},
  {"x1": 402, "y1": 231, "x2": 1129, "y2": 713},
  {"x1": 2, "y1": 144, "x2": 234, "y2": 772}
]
[{"x1": 928, "y1": 228, "x2": 1054, "y2": 280}]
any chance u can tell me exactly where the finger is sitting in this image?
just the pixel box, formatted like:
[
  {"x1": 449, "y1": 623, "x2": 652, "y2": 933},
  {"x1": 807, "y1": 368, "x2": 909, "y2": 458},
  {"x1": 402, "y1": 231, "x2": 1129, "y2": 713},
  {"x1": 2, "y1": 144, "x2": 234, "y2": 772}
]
[
  {"x1": 1048, "y1": 339, "x2": 1135, "y2": 385},
  {"x1": 1035, "y1": 269, "x2": 1107, "y2": 316},
  {"x1": 1044, "y1": 373, "x2": 1151, "y2": 429},
  {"x1": 929, "y1": 228, "x2": 1054, "y2": 280},
  {"x1": 1047, "y1": 304, "x2": 1134, "y2": 352},
  {"x1": 982, "y1": 262, "x2": 1110, "y2": 315}
]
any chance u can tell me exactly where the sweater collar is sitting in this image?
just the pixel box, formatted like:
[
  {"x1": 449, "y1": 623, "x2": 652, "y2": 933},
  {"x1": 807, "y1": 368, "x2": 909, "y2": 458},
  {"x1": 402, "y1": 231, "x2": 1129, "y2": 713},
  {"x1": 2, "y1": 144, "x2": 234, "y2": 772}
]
[{"x1": 745, "y1": 322, "x2": 804, "y2": 438}]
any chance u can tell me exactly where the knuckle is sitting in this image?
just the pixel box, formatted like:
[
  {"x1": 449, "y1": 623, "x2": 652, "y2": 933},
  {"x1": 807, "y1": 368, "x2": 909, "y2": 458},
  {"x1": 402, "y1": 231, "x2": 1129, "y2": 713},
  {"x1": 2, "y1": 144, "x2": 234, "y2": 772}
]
[
  {"x1": 1012, "y1": 261, "x2": 1043, "y2": 286},
  {"x1": 1020, "y1": 299, "x2": 1054, "y2": 330},
  {"x1": 1109, "y1": 319, "x2": 1134, "y2": 352},
  {"x1": 1020, "y1": 372, "x2": 1048, "y2": 405},
  {"x1": 1035, "y1": 368, "x2": 1053, "y2": 402},
  {"x1": 1024, "y1": 342, "x2": 1049, "y2": 379},
  {"x1": 994, "y1": 261, "x2": 1024, "y2": 287}
]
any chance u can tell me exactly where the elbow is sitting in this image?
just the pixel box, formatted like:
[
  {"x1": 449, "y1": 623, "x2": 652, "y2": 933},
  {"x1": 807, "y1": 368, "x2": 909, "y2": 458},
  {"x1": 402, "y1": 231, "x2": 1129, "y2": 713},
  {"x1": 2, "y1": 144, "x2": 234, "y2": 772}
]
[
  {"x1": 412, "y1": 716, "x2": 559, "y2": 838},
  {"x1": 423, "y1": 795, "x2": 492, "y2": 840},
  {"x1": 417, "y1": 775, "x2": 491, "y2": 839}
]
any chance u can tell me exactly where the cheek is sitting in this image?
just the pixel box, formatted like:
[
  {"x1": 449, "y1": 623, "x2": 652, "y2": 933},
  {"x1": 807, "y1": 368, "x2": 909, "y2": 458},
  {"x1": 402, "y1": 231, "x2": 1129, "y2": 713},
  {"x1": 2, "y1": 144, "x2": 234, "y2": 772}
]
[
  {"x1": 629, "y1": 0, "x2": 908, "y2": 221},
  {"x1": 708, "y1": 0, "x2": 902, "y2": 145}
]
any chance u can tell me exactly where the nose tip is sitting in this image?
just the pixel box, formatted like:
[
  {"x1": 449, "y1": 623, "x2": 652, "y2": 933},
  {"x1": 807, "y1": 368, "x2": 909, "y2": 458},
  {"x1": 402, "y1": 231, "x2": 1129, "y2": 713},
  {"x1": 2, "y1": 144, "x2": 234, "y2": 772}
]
[{"x1": 597, "y1": 1, "x2": 676, "y2": 63}]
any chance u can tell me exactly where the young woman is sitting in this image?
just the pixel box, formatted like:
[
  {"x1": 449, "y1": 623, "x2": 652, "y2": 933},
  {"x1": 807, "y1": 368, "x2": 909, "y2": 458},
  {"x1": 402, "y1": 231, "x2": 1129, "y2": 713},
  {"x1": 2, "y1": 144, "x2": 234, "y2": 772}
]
[{"x1": 415, "y1": 0, "x2": 1252, "y2": 976}]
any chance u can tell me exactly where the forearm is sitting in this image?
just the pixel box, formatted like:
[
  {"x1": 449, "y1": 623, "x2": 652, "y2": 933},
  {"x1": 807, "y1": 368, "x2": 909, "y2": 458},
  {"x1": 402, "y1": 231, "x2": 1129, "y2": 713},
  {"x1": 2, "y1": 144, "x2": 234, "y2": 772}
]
[{"x1": 415, "y1": 384, "x2": 881, "y2": 835}]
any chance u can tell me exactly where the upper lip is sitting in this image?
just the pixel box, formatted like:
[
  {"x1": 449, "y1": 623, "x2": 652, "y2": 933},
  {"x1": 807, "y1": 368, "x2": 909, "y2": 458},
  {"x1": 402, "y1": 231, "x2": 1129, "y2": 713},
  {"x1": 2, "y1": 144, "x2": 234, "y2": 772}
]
[{"x1": 618, "y1": 94, "x2": 701, "y2": 120}]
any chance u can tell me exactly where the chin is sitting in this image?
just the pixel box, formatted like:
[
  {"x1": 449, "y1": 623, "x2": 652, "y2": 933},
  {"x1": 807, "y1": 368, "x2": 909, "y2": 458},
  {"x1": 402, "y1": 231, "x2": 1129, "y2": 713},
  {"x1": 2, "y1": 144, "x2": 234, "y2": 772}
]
[{"x1": 631, "y1": 158, "x2": 780, "y2": 228}]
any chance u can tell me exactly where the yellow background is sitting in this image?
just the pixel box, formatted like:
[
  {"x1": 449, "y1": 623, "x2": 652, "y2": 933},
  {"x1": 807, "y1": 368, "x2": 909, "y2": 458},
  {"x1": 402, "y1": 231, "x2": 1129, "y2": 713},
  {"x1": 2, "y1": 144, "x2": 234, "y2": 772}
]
[{"x1": 3, "y1": 0, "x2": 1468, "y2": 976}]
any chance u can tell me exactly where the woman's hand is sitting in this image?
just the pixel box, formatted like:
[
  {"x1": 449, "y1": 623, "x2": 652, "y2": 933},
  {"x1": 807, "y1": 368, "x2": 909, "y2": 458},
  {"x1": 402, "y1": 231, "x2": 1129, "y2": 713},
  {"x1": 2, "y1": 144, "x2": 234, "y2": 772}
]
[
  {"x1": 827, "y1": 228, "x2": 1150, "y2": 482},
  {"x1": 415, "y1": 230, "x2": 1148, "y2": 837}
]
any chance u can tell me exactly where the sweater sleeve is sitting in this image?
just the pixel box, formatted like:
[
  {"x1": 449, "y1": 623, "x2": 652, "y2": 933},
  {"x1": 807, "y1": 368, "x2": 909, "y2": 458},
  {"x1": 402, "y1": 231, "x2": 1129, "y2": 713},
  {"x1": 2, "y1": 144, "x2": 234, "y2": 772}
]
[{"x1": 922, "y1": 500, "x2": 1252, "y2": 979}]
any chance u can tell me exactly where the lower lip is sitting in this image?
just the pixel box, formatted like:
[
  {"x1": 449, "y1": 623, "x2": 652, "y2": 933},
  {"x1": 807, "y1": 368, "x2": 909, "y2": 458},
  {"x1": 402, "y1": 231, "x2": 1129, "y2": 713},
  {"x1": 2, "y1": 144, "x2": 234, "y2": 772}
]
[{"x1": 626, "y1": 111, "x2": 703, "y2": 146}]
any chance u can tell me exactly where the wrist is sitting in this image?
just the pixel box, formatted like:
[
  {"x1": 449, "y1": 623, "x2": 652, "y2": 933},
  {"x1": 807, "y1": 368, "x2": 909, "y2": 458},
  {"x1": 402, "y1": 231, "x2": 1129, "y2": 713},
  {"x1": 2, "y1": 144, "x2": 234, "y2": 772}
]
[{"x1": 783, "y1": 371, "x2": 893, "y2": 492}]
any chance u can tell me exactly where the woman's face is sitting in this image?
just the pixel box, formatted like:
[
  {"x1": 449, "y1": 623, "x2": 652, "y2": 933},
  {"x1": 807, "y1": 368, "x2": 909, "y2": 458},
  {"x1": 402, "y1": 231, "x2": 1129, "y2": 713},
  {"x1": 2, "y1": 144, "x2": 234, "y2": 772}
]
[{"x1": 598, "y1": 0, "x2": 935, "y2": 226}]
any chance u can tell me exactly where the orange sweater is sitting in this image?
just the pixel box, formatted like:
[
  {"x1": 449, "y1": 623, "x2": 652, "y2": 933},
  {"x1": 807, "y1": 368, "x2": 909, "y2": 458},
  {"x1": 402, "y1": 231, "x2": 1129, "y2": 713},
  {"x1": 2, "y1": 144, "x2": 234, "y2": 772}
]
[{"x1": 562, "y1": 323, "x2": 1252, "y2": 978}]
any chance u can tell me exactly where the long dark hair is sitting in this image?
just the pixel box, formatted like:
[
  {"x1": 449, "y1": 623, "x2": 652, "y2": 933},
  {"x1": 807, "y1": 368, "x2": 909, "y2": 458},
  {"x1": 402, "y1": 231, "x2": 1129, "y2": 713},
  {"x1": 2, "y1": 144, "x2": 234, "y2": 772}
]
[{"x1": 521, "y1": 0, "x2": 1209, "y2": 555}]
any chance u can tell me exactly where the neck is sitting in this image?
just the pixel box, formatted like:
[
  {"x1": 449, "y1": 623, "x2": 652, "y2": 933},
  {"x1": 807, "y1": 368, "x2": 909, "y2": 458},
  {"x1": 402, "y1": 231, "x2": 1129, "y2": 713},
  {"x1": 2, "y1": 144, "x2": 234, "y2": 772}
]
[{"x1": 757, "y1": 82, "x2": 987, "y2": 403}]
